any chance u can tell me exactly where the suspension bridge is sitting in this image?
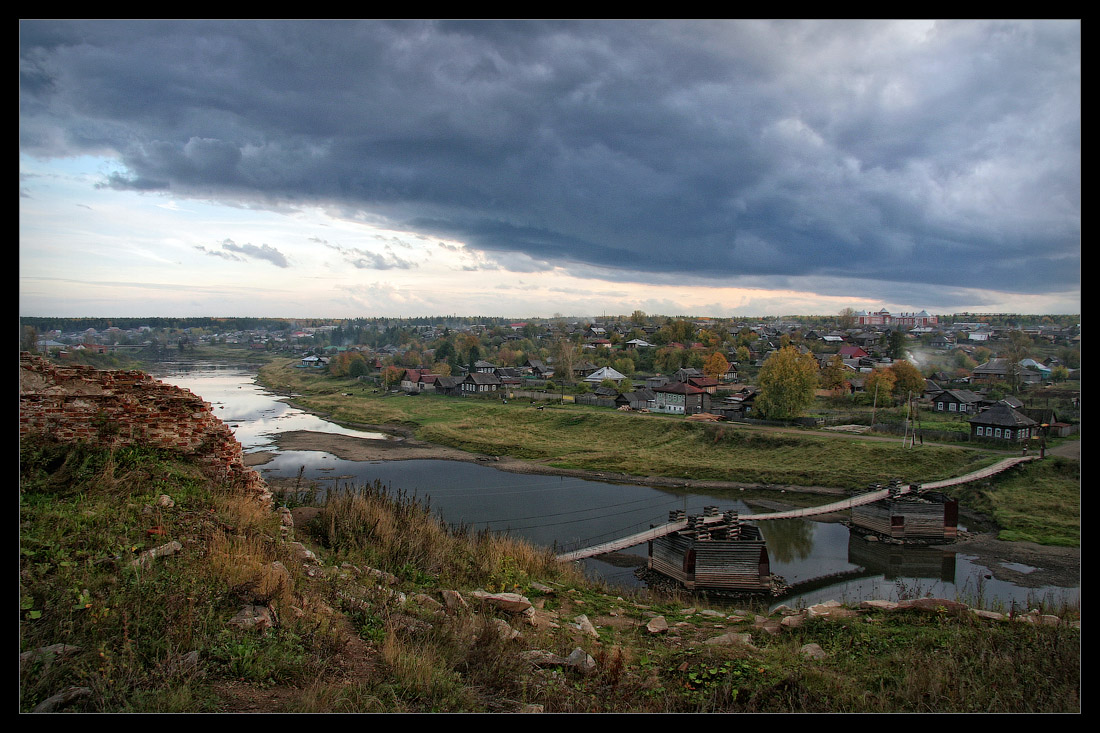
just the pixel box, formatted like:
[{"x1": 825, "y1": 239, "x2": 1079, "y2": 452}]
[{"x1": 556, "y1": 456, "x2": 1036, "y2": 562}]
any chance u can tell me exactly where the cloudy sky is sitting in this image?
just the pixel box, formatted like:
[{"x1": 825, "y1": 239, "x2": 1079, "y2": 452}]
[{"x1": 20, "y1": 20, "x2": 1080, "y2": 318}]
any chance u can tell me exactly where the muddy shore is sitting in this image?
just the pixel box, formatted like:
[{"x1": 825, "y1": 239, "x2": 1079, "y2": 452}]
[{"x1": 244, "y1": 427, "x2": 1080, "y2": 594}]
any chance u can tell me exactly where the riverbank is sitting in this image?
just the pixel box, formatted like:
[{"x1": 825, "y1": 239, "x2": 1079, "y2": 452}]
[
  {"x1": 246, "y1": 428, "x2": 848, "y2": 497},
  {"x1": 245, "y1": 428, "x2": 1080, "y2": 594}
]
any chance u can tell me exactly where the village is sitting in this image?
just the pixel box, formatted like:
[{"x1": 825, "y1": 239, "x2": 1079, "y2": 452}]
[{"x1": 22, "y1": 310, "x2": 1081, "y2": 448}]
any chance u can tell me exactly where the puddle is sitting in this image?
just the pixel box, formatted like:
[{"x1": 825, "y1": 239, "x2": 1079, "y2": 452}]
[{"x1": 999, "y1": 561, "x2": 1038, "y2": 574}]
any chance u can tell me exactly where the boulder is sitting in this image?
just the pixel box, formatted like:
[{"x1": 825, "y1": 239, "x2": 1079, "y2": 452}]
[
  {"x1": 799, "y1": 643, "x2": 827, "y2": 660},
  {"x1": 646, "y1": 616, "x2": 669, "y2": 634},
  {"x1": 469, "y1": 591, "x2": 533, "y2": 614}
]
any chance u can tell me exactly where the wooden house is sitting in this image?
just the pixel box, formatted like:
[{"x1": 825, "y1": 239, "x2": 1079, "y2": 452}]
[
  {"x1": 968, "y1": 401, "x2": 1038, "y2": 441},
  {"x1": 648, "y1": 509, "x2": 772, "y2": 592},
  {"x1": 850, "y1": 491, "x2": 959, "y2": 542}
]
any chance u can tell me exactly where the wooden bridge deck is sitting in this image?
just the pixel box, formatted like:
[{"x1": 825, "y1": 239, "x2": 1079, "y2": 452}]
[{"x1": 555, "y1": 456, "x2": 1036, "y2": 562}]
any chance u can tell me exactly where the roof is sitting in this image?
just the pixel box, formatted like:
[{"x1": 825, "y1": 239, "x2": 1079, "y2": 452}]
[
  {"x1": 584, "y1": 366, "x2": 627, "y2": 382},
  {"x1": 969, "y1": 402, "x2": 1039, "y2": 428},
  {"x1": 655, "y1": 382, "x2": 705, "y2": 395}
]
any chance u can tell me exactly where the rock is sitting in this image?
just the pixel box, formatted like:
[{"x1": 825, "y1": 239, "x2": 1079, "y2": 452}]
[
  {"x1": 19, "y1": 644, "x2": 82, "y2": 673},
  {"x1": 469, "y1": 591, "x2": 533, "y2": 614},
  {"x1": 646, "y1": 616, "x2": 669, "y2": 634},
  {"x1": 566, "y1": 647, "x2": 597, "y2": 674},
  {"x1": 895, "y1": 598, "x2": 969, "y2": 614},
  {"x1": 441, "y1": 589, "x2": 469, "y2": 612},
  {"x1": 807, "y1": 603, "x2": 858, "y2": 619},
  {"x1": 277, "y1": 506, "x2": 293, "y2": 527},
  {"x1": 679, "y1": 607, "x2": 697, "y2": 615},
  {"x1": 491, "y1": 618, "x2": 521, "y2": 641},
  {"x1": 285, "y1": 542, "x2": 319, "y2": 564},
  {"x1": 780, "y1": 614, "x2": 805, "y2": 628},
  {"x1": 571, "y1": 614, "x2": 600, "y2": 638},
  {"x1": 363, "y1": 566, "x2": 400, "y2": 585},
  {"x1": 411, "y1": 593, "x2": 444, "y2": 614},
  {"x1": 698, "y1": 609, "x2": 727, "y2": 618},
  {"x1": 130, "y1": 540, "x2": 183, "y2": 569},
  {"x1": 772, "y1": 604, "x2": 799, "y2": 616},
  {"x1": 32, "y1": 686, "x2": 92, "y2": 713},
  {"x1": 971, "y1": 609, "x2": 1005, "y2": 621},
  {"x1": 704, "y1": 632, "x2": 756, "y2": 648},
  {"x1": 860, "y1": 599, "x2": 899, "y2": 612},
  {"x1": 529, "y1": 581, "x2": 555, "y2": 594},
  {"x1": 156, "y1": 494, "x2": 175, "y2": 508},
  {"x1": 799, "y1": 643, "x2": 827, "y2": 660},
  {"x1": 227, "y1": 604, "x2": 275, "y2": 631},
  {"x1": 520, "y1": 704, "x2": 544, "y2": 713}
]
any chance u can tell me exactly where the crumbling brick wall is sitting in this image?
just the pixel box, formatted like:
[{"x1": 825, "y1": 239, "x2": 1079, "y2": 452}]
[{"x1": 19, "y1": 353, "x2": 270, "y2": 503}]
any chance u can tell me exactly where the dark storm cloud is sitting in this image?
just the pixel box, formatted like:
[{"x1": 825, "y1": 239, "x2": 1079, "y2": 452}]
[{"x1": 20, "y1": 19, "x2": 1079, "y2": 299}]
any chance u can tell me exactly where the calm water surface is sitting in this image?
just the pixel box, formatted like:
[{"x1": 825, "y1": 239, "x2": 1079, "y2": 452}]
[{"x1": 155, "y1": 362, "x2": 1079, "y2": 611}]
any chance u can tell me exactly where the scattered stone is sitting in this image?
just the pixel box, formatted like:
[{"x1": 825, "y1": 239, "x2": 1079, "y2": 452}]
[
  {"x1": 529, "y1": 581, "x2": 554, "y2": 594},
  {"x1": 277, "y1": 506, "x2": 293, "y2": 527},
  {"x1": 780, "y1": 614, "x2": 805, "y2": 628},
  {"x1": 571, "y1": 614, "x2": 600, "y2": 638},
  {"x1": 520, "y1": 704, "x2": 544, "y2": 713},
  {"x1": 411, "y1": 593, "x2": 444, "y2": 614},
  {"x1": 227, "y1": 604, "x2": 276, "y2": 631},
  {"x1": 646, "y1": 616, "x2": 669, "y2": 634},
  {"x1": 19, "y1": 644, "x2": 82, "y2": 673},
  {"x1": 698, "y1": 609, "x2": 726, "y2": 618},
  {"x1": 130, "y1": 540, "x2": 183, "y2": 569},
  {"x1": 566, "y1": 647, "x2": 597, "y2": 674},
  {"x1": 491, "y1": 618, "x2": 521, "y2": 641},
  {"x1": 363, "y1": 566, "x2": 400, "y2": 585},
  {"x1": 773, "y1": 604, "x2": 799, "y2": 616},
  {"x1": 680, "y1": 607, "x2": 697, "y2": 615},
  {"x1": 860, "y1": 599, "x2": 898, "y2": 612},
  {"x1": 32, "y1": 686, "x2": 92, "y2": 713},
  {"x1": 704, "y1": 632, "x2": 756, "y2": 648},
  {"x1": 895, "y1": 598, "x2": 969, "y2": 614},
  {"x1": 469, "y1": 591, "x2": 533, "y2": 614},
  {"x1": 799, "y1": 643, "x2": 827, "y2": 660},
  {"x1": 971, "y1": 609, "x2": 1005, "y2": 622},
  {"x1": 285, "y1": 542, "x2": 319, "y2": 564},
  {"x1": 807, "y1": 603, "x2": 858, "y2": 620},
  {"x1": 441, "y1": 589, "x2": 469, "y2": 612},
  {"x1": 156, "y1": 494, "x2": 175, "y2": 508}
]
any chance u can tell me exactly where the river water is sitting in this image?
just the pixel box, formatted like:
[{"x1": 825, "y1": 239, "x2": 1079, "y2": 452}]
[{"x1": 153, "y1": 361, "x2": 1079, "y2": 611}]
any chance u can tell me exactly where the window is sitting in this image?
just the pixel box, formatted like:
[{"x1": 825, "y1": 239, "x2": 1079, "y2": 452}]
[
  {"x1": 995, "y1": 428, "x2": 1002, "y2": 438},
  {"x1": 976, "y1": 427, "x2": 984, "y2": 436},
  {"x1": 937, "y1": 402, "x2": 944, "y2": 411},
  {"x1": 1004, "y1": 429, "x2": 1012, "y2": 440},
  {"x1": 949, "y1": 403, "x2": 957, "y2": 412}
]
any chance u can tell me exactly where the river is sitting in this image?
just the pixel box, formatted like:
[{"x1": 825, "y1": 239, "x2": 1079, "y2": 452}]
[{"x1": 153, "y1": 361, "x2": 1079, "y2": 612}]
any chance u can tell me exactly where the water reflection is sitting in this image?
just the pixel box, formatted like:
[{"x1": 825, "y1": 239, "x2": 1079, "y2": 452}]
[
  {"x1": 156, "y1": 361, "x2": 1079, "y2": 611},
  {"x1": 758, "y1": 519, "x2": 815, "y2": 563}
]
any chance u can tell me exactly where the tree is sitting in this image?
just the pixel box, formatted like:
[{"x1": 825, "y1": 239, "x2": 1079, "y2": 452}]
[
  {"x1": 755, "y1": 346, "x2": 819, "y2": 420},
  {"x1": 1051, "y1": 365, "x2": 1070, "y2": 383},
  {"x1": 820, "y1": 354, "x2": 848, "y2": 392},
  {"x1": 838, "y1": 307, "x2": 856, "y2": 329},
  {"x1": 888, "y1": 360, "x2": 926, "y2": 399},
  {"x1": 381, "y1": 365, "x2": 404, "y2": 390},
  {"x1": 886, "y1": 329, "x2": 906, "y2": 360},
  {"x1": 703, "y1": 352, "x2": 730, "y2": 381},
  {"x1": 864, "y1": 368, "x2": 897, "y2": 404}
]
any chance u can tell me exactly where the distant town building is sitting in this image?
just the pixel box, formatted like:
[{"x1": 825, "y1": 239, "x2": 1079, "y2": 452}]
[{"x1": 855, "y1": 310, "x2": 938, "y2": 328}]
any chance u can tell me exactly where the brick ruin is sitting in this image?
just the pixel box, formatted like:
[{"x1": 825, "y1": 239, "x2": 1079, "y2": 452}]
[{"x1": 18, "y1": 353, "x2": 271, "y2": 504}]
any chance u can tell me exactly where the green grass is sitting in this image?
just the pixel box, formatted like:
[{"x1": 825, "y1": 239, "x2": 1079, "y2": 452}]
[
  {"x1": 19, "y1": 432, "x2": 1079, "y2": 712},
  {"x1": 258, "y1": 359, "x2": 1006, "y2": 490},
  {"x1": 946, "y1": 457, "x2": 1080, "y2": 546}
]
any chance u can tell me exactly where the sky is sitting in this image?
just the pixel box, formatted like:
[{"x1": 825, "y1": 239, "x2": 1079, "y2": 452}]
[{"x1": 19, "y1": 20, "x2": 1081, "y2": 319}]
